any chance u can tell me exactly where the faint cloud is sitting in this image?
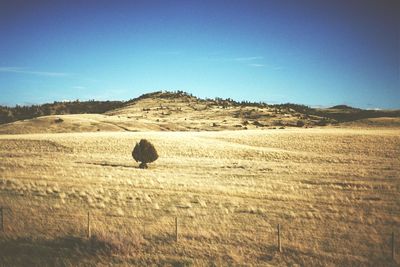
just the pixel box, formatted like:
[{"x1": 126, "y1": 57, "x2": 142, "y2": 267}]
[
  {"x1": 248, "y1": 63, "x2": 265, "y2": 67},
  {"x1": 311, "y1": 105, "x2": 330, "y2": 109},
  {"x1": 199, "y1": 55, "x2": 272, "y2": 69},
  {"x1": 233, "y1": 56, "x2": 263, "y2": 61},
  {"x1": 201, "y1": 56, "x2": 264, "y2": 62},
  {"x1": 366, "y1": 103, "x2": 382, "y2": 110},
  {"x1": 0, "y1": 67, "x2": 70, "y2": 77},
  {"x1": 272, "y1": 66, "x2": 284, "y2": 71}
]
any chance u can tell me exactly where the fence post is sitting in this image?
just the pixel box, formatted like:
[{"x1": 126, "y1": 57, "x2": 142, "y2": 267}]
[
  {"x1": 87, "y1": 211, "x2": 91, "y2": 238},
  {"x1": 392, "y1": 231, "x2": 395, "y2": 261},
  {"x1": 175, "y1": 217, "x2": 178, "y2": 242},
  {"x1": 277, "y1": 224, "x2": 282, "y2": 252},
  {"x1": 0, "y1": 207, "x2": 3, "y2": 232}
]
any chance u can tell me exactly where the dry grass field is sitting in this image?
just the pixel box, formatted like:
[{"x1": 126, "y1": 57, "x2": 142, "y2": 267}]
[{"x1": 0, "y1": 127, "x2": 399, "y2": 266}]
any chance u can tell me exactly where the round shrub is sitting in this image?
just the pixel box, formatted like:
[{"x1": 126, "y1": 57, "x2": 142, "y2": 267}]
[{"x1": 132, "y1": 139, "x2": 158, "y2": 169}]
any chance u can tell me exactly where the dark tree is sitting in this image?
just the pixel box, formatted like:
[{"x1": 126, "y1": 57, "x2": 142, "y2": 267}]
[{"x1": 132, "y1": 139, "x2": 158, "y2": 169}]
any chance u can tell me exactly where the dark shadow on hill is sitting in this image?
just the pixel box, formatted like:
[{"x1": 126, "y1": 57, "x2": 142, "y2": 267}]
[
  {"x1": 0, "y1": 235, "x2": 114, "y2": 267},
  {"x1": 76, "y1": 161, "x2": 140, "y2": 169},
  {"x1": 257, "y1": 245, "x2": 398, "y2": 267},
  {"x1": 274, "y1": 103, "x2": 400, "y2": 123},
  {"x1": 316, "y1": 108, "x2": 400, "y2": 122}
]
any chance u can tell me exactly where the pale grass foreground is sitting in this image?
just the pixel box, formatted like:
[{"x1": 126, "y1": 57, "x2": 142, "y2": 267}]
[{"x1": 0, "y1": 128, "x2": 399, "y2": 266}]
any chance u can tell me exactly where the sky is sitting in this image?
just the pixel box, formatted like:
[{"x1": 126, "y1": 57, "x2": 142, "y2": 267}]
[{"x1": 0, "y1": 0, "x2": 399, "y2": 109}]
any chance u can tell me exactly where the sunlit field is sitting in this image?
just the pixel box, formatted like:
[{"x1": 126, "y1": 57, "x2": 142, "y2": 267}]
[{"x1": 0, "y1": 128, "x2": 399, "y2": 266}]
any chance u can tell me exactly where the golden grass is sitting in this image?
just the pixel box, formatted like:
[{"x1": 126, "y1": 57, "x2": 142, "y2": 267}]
[{"x1": 0, "y1": 128, "x2": 399, "y2": 266}]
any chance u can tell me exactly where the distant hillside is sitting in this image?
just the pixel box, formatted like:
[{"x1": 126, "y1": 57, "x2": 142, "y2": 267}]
[
  {"x1": 0, "y1": 100, "x2": 124, "y2": 124},
  {"x1": 328, "y1": 105, "x2": 360, "y2": 110},
  {"x1": 0, "y1": 90, "x2": 399, "y2": 134},
  {"x1": 0, "y1": 91, "x2": 202, "y2": 125},
  {"x1": 314, "y1": 107, "x2": 400, "y2": 122}
]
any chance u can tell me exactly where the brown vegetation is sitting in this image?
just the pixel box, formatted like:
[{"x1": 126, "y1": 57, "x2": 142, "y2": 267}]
[{"x1": 132, "y1": 139, "x2": 159, "y2": 169}]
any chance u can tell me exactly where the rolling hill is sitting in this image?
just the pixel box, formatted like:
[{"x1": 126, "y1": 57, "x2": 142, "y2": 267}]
[{"x1": 0, "y1": 91, "x2": 399, "y2": 134}]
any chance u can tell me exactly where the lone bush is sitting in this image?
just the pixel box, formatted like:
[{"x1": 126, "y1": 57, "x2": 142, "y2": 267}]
[
  {"x1": 296, "y1": 120, "x2": 305, "y2": 127},
  {"x1": 132, "y1": 139, "x2": 158, "y2": 169},
  {"x1": 316, "y1": 118, "x2": 329, "y2": 126}
]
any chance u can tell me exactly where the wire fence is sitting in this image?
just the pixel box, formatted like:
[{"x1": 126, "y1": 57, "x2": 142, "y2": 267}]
[{"x1": 0, "y1": 204, "x2": 398, "y2": 264}]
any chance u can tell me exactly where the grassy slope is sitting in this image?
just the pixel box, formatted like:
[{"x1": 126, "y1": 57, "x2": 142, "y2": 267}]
[
  {"x1": 2, "y1": 91, "x2": 399, "y2": 135},
  {"x1": 0, "y1": 128, "x2": 399, "y2": 266}
]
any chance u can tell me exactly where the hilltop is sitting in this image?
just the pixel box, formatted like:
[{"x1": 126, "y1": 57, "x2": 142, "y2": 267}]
[{"x1": 0, "y1": 91, "x2": 399, "y2": 134}]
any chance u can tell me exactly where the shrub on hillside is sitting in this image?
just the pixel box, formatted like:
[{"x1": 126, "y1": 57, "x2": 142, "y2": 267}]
[
  {"x1": 316, "y1": 118, "x2": 329, "y2": 126},
  {"x1": 132, "y1": 139, "x2": 158, "y2": 169},
  {"x1": 296, "y1": 120, "x2": 305, "y2": 127}
]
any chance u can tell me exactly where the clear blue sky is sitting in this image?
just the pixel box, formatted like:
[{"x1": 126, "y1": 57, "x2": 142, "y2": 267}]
[{"x1": 0, "y1": 0, "x2": 399, "y2": 108}]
